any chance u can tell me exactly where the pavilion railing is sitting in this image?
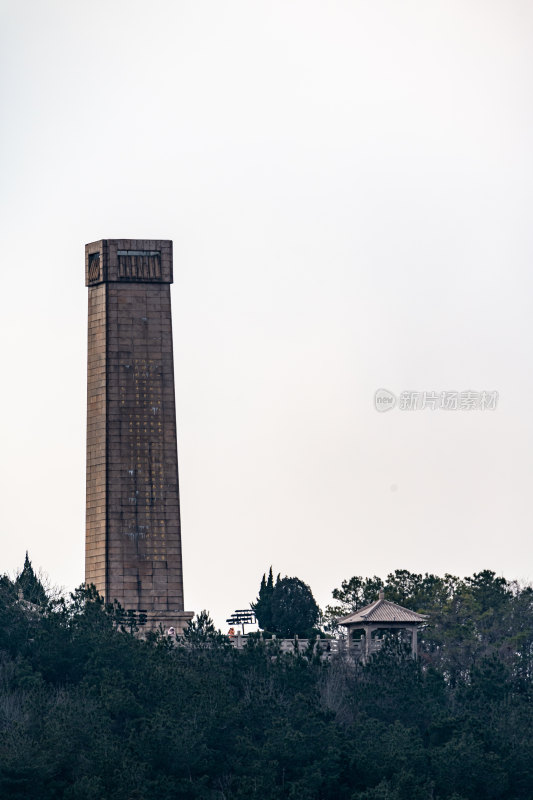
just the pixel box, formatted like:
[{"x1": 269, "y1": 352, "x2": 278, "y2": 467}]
[{"x1": 228, "y1": 633, "x2": 386, "y2": 659}]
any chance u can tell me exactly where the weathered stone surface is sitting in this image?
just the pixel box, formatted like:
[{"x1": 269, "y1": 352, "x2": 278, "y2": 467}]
[{"x1": 85, "y1": 239, "x2": 193, "y2": 633}]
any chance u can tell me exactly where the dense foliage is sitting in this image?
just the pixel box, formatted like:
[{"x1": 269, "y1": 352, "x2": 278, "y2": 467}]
[
  {"x1": 325, "y1": 569, "x2": 533, "y2": 688},
  {"x1": 252, "y1": 569, "x2": 320, "y2": 638},
  {"x1": 252, "y1": 567, "x2": 276, "y2": 631},
  {"x1": 0, "y1": 561, "x2": 531, "y2": 799}
]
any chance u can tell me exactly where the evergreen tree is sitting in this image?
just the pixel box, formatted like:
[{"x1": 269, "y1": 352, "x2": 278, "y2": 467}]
[
  {"x1": 15, "y1": 552, "x2": 47, "y2": 606},
  {"x1": 252, "y1": 566, "x2": 275, "y2": 631},
  {"x1": 183, "y1": 609, "x2": 227, "y2": 646},
  {"x1": 0, "y1": 566, "x2": 532, "y2": 799},
  {"x1": 465, "y1": 569, "x2": 511, "y2": 613},
  {"x1": 270, "y1": 576, "x2": 320, "y2": 638}
]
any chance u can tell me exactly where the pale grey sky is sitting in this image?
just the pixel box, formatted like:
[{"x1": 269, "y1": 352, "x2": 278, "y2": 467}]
[{"x1": 1, "y1": 0, "x2": 532, "y2": 628}]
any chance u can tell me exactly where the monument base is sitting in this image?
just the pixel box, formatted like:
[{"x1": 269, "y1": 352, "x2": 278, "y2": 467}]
[{"x1": 142, "y1": 610, "x2": 194, "y2": 636}]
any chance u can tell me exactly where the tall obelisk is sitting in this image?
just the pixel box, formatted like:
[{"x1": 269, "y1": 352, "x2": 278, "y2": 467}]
[{"x1": 85, "y1": 239, "x2": 192, "y2": 632}]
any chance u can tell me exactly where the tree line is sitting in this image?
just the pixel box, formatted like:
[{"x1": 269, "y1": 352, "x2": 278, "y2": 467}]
[{"x1": 0, "y1": 557, "x2": 531, "y2": 799}]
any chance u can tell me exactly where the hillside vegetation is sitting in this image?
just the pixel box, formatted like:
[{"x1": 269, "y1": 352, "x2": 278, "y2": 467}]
[{"x1": 0, "y1": 563, "x2": 531, "y2": 800}]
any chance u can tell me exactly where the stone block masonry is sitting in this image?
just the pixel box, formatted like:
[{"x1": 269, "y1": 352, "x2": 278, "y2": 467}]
[{"x1": 85, "y1": 239, "x2": 193, "y2": 634}]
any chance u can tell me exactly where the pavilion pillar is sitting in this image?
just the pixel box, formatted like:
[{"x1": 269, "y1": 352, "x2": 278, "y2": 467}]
[{"x1": 411, "y1": 626, "x2": 418, "y2": 658}]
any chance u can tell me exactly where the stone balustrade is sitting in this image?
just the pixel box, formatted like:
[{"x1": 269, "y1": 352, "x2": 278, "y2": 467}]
[{"x1": 228, "y1": 633, "x2": 392, "y2": 661}]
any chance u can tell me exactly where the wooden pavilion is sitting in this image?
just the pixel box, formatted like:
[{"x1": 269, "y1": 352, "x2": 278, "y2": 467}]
[{"x1": 338, "y1": 590, "x2": 427, "y2": 661}]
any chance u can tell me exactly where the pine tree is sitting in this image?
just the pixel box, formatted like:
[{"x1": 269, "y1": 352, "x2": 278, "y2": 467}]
[
  {"x1": 183, "y1": 610, "x2": 227, "y2": 646},
  {"x1": 15, "y1": 552, "x2": 47, "y2": 605}
]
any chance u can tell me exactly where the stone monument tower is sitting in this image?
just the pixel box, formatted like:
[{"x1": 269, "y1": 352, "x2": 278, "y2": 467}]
[{"x1": 85, "y1": 239, "x2": 193, "y2": 633}]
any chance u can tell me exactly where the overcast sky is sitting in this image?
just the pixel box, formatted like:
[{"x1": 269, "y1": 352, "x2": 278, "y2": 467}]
[{"x1": 1, "y1": 0, "x2": 532, "y2": 628}]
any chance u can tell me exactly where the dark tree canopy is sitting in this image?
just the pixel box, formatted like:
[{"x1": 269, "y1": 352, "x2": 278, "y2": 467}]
[
  {"x1": 252, "y1": 569, "x2": 320, "y2": 637},
  {"x1": 270, "y1": 575, "x2": 320, "y2": 638},
  {"x1": 325, "y1": 568, "x2": 533, "y2": 687},
  {"x1": 15, "y1": 552, "x2": 47, "y2": 606},
  {"x1": 251, "y1": 566, "x2": 275, "y2": 630},
  {"x1": 183, "y1": 609, "x2": 227, "y2": 647},
  {"x1": 0, "y1": 559, "x2": 531, "y2": 800}
]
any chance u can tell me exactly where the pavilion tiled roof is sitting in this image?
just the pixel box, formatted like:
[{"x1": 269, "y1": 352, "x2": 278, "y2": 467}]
[{"x1": 338, "y1": 598, "x2": 427, "y2": 626}]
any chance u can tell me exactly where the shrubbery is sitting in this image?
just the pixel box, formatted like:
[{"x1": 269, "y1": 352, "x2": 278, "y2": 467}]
[{"x1": 0, "y1": 560, "x2": 531, "y2": 799}]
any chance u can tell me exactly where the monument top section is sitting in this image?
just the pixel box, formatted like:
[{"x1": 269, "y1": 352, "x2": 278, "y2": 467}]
[{"x1": 85, "y1": 239, "x2": 173, "y2": 286}]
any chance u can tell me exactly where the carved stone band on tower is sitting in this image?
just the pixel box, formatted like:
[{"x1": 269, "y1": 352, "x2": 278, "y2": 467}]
[{"x1": 85, "y1": 239, "x2": 193, "y2": 633}]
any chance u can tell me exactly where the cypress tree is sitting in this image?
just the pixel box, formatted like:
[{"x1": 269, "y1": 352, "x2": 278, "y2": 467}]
[
  {"x1": 252, "y1": 566, "x2": 275, "y2": 631},
  {"x1": 15, "y1": 552, "x2": 47, "y2": 605}
]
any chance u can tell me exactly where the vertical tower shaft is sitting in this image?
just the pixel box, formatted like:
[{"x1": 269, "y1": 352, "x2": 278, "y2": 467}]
[{"x1": 85, "y1": 239, "x2": 192, "y2": 632}]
